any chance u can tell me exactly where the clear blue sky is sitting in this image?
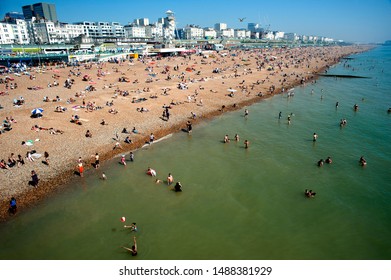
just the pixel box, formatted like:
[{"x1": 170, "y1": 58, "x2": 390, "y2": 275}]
[{"x1": 1, "y1": 0, "x2": 391, "y2": 43}]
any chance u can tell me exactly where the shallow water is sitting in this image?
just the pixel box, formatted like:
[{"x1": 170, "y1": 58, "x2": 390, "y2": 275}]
[{"x1": 1, "y1": 46, "x2": 390, "y2": 260}]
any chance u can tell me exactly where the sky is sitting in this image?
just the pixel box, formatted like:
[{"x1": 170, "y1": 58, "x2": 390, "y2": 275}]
[{"x1": 1, "y1": 0, "x2": 391, "y2": 43}]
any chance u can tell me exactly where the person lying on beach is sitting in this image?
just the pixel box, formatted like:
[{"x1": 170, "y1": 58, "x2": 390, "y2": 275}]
[
  {"x1": 27, "y1": 86, "x2": 43, "y2": 90},
  {"x1": 54, "y1": 106, "x2": 66, "y2": 112},
  {"x1": 108, "y1": 108, "x2": 118, "y2": 114},
  {"x1": 49, "y1": 128, "x2": 64, "y2": 135},
  {"x1": 137, "y1": 107, "x2": 149, "y2": 113}
]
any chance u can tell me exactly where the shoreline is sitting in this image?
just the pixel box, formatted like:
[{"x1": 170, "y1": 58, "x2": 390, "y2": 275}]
[{"x1": 0, "y1": 45, "x2": 374, "y2": 222}]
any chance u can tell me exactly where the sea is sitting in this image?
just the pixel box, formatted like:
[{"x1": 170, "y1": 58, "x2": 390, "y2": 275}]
[{"x1": 0, "y1": 46, "x2": 390, "y2": 260}]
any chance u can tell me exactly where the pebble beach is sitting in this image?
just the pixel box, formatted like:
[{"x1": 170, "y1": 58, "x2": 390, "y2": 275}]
[{"x1": 0, "y1": 45, "x2": 372, "y2": 221}]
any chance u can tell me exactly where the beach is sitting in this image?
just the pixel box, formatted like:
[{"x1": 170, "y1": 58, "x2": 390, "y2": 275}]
[{"x1": 0, "y1": 45, "x2": 373, "y2": 221}]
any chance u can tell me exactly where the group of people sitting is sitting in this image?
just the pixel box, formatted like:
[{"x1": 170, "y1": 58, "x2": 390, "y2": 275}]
[
  {"x1": 70, "y1": 114, "x2": 82, "y2": 125},
  {"x1": 0, "y1": 152, "x2": 28, "y2": 169},
  {"x1": 1, "y1": 116, "x2": 15, "y2": 134}
]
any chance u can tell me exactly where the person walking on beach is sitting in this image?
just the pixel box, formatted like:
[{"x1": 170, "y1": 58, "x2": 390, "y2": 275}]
[
  {"x1": 44, "y1": 151, "x2": 49, "y2": 165},
  {"x1": 9, "y1": 197, "x2": 17, "y2": 214},
  {"x1": 29, "y1": 170, "x2": 39, "y2": 187},
  {"x1": 149, "y1": 133, "x2": 155, "y2": 144},
  {"x1": 122, "y1": 236, "x2": 138, "y2": 256}
]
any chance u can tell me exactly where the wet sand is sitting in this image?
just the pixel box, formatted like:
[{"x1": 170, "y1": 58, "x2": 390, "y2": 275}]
[{"x1": 0, "y1": 45, "x2": 372, "y2": 221}]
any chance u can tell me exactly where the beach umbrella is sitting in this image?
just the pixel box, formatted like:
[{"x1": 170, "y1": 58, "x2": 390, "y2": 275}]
[
  {"x1": 227, "y1": 88, "x2": 237, "y2": 93},
  {"x1": 31, "y1": 108, "x2": 44, "y2": 115}
]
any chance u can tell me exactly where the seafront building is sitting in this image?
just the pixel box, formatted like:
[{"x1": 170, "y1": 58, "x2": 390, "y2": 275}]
[
  {"x1": 0, "y1": 2, "x2": 337, "y2": 48},
  {"x1": 22, "y1": 2, "x2": 58, "y2": 23}
]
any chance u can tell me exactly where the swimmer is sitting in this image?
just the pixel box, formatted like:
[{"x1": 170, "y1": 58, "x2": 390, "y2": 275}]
[
  {"x1": 234, "y1": 134, "x2": 240, "y2": 141},
  {"x1": 155, "y1": 179, "x2": 162, "y2": 184},
  {"x1": 124, "y1": 222, "x2": 138, "y2": 232},
  {"x1": 317, "y1": 159, "x2": 324, "y2": 167},
  {"x1": 174, "y1": 182, "x2": 183, "y2": 192},
  {"x1": 224, "y1": 135, "x2": 230, "y2": 143},
  {"x1": 244, "y1": 139, "x2": 250, "y2": 149},
  {"x1": 122, "y1": 236, "x2": 138, "y2": 256},
  {"x1": 354, "y1": 104, "x2": 359, "y2": 111},
  {"x1": 313, "y1": 133, "x2": 318, "y2": 142},
  {"x1": 325, "y1": 157, "x2": 332, "y2": 164},
  {"x1": 305, "y1": 189, "x2": 316, "y2": 198},
  {"x1": 167, "y1": 173, "x2": 174, "y2": 185},
  {"x1": 359, "y1": 156, "x2": 367, "y2": 166},
  {"x1": 101, "y1": 173, "x2": 107, "y2": 180},
  {"x1": 278, "y1": 111, "x2": 282, "y2": 119},
  {"x1": 147, "y1": 167, "x2": 157, "y2": 176}
]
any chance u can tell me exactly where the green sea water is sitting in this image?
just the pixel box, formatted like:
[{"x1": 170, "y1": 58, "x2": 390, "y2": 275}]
[{"x1": 1, "y1": 46, "x2": 390, "y2": 260}]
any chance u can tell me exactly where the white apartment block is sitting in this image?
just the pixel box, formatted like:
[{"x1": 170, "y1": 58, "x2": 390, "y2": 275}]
[
  {"x1": 184, "y1": 25, "x2": 204, "y2": 39},
  {"x1": 234, "y1": 29, "x2": 251, "y2": 39},
  {"x1": 134, "y1": 18, "x2": 149, "y2": 26},
  {"x1": 124, "y1": 25, "x2": 146, "y2": 38},
  {"x1": 145, "y1": 23, "x2": 164, "y2": 39},
  {"x1": 219, "y1": 28, "x2": 234, "y2": 38},
  {"x1": 204, "y1": 28, "x2": 217, "y2": 39},
  {"x1": 74, "y1": 21, "x2": 125, "y2": 39},
  {"x1": 0, "y1": 19, "x2": 30, "y2": 44}
]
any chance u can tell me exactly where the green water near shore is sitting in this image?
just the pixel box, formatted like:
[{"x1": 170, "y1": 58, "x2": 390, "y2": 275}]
[{"x1": 1, "y1": 47, "x2": 390, "y2": 260}]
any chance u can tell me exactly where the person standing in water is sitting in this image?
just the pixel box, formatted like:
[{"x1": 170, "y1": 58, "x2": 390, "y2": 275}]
[
  {"x1": 167, "y1": 173, "x2": 174, "y2": 185},
  {"x1": 244, "y1": 140, "x2": 250, "y2": 149},
  {"x1": 244, "y1": 108, "x2": 249, "y2": 118}
]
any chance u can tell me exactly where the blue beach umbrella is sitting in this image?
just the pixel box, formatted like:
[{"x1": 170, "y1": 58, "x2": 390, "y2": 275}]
[{"x1": 31, "y1": 108, "x2": 44, "y2": 115}]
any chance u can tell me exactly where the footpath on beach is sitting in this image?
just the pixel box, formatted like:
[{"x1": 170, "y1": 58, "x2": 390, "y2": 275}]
[{"x1": 0, "y1": 45, "x2": 373, "y2": 221}]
